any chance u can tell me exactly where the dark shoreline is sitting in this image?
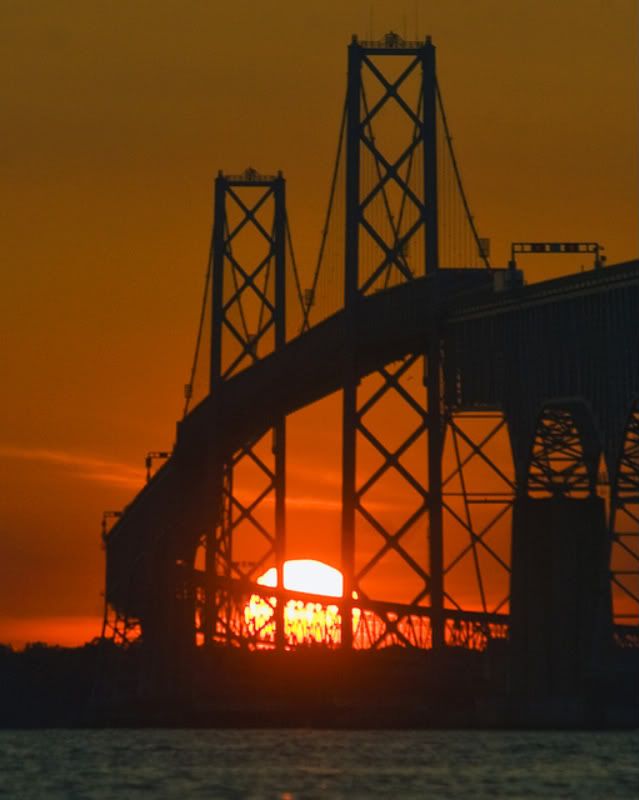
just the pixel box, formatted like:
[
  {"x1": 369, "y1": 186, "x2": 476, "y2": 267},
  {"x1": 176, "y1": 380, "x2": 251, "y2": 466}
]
[{"x1": 1, "y1": 642, "x2": 637, "y2": 730}]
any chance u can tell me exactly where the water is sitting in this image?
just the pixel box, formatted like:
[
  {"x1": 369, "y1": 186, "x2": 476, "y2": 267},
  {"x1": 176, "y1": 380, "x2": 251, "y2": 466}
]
[{"x1": 0, "y1": 729, "x2": 637, "y2": 799}]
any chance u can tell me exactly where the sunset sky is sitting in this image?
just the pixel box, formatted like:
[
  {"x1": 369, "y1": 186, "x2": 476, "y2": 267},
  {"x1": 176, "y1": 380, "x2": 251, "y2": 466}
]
[{"x1": 1, "y1": 0, "x2": 637, "y2": 648}]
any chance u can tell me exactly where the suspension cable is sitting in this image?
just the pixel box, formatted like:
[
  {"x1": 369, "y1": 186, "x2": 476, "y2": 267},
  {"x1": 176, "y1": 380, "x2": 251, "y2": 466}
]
[
  {"x1": 436, "y1": 81, "x2": 490, "y2": 268},
  {"x1": 303, "y1": 93, "x2": 348, "y2": 332},
  {"x1": 182, "y1": 230, "x2": 214, "y2": 417},
  {"x1": 285, "y1": 212, "x2": 306, "y2": 333}
]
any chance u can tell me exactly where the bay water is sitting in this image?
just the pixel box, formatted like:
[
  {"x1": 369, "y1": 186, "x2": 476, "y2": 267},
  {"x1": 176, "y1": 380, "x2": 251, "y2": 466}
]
[{"x1": 0, "y1": 729, "x2": 637, "y2": 799}]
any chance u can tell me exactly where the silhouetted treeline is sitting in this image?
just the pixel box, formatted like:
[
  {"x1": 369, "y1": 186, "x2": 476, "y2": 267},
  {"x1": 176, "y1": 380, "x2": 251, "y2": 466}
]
[
  {"x1": 1, "y1": 639, "x2": 637, "y2": 728},
  {"x1": 0, "y1": 640, "x2": 104, "y2": 727}
]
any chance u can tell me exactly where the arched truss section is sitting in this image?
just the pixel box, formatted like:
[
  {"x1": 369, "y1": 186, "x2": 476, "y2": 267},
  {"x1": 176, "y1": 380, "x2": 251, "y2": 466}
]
[
  {"x1": 610, "y1": 401, "x2": 639, "y2": 631},
  {"x1": 526, "y1": 405, "x2": 599, "y2": 499},
  {"x1": 442, "y1": 411, "x2": 515, "y2": 644}
]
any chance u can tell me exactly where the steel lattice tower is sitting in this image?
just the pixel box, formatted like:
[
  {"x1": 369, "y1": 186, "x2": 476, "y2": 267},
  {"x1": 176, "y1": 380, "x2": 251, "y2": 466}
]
[
  {"x1": 340, "y1": 34, "x2": 444, "y2": 648},
  {"x1": 205, "y1": 169, "x2": 287, "y2": 648}
]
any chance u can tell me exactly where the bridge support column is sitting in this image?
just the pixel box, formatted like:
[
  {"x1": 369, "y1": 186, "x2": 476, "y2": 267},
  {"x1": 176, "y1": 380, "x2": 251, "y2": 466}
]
[
  {"x1": 427, "y1": 332, "x2": 445, "y2": 650},
  {"x1": 339, "y1": 36, "x2": 361, "y2": 651},
  {"x1": 510, "y1": 495, "x2": 609, "y2": 701},
  {"x1": 274, "y1": 419, "x2": 286, "y2": 650},
  {"x1": 341, "y1": 375, "x2": 357, "y2": 650}
]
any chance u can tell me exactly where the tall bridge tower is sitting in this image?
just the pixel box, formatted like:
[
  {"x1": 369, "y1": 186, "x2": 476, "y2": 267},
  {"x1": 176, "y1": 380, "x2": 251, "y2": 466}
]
[{"x1": 341, "y1": 34, "x2": 445, "y2": 648}]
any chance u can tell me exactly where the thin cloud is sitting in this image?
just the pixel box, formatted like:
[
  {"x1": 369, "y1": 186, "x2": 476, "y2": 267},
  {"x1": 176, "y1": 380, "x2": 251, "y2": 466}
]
[
  {"x1": 0, "y1": 445, "x2": 143, "y2": 489},
  {"x1": 0, "y1": 445, "x2": 420, "y2": 503},
  {"x1": 231, "y1": 490, "x2": 402, "y2": 514},
  {"x1": 286, "y1": 461, "x2": 342, "y2": 487},
  {"x1": 286, "y1": 495, "x2": 342, "y2": 511}
]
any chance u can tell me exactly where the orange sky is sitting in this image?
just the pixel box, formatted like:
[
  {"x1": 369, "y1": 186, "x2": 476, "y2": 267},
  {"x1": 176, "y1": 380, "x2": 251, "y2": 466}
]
[{"x1": 1, "y1": 1, "x2": 637, "y2": 648}]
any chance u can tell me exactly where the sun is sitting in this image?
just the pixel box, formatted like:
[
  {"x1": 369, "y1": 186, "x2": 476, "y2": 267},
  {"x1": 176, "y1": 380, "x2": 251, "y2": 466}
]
[
  {"x1": 243, "y1": 559, "x2": 359, "y2": 647},
  {"x1": 257, "y1": 559, "x2": 344, "y2": 597}
]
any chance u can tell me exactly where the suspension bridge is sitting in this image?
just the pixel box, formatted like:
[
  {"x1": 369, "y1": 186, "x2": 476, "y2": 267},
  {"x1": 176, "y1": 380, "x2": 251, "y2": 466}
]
[{"x1": 100, "y1": 33, "x2": 638, "y2": 715}]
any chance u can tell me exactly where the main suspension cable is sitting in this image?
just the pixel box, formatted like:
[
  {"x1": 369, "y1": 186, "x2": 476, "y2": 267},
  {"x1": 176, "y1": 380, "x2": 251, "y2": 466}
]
[
  {"x1": 436, "y1": 81, "x2": 490, "y2": 269},
  {"x1": 182, "y1": 231, "x2": 214, "y2": 418},
  {"x1": 285, "y1": 212, "x2": 306, "y2": 332},
  {"x1": 303, "y1": 93, "x2": 348, "y2": 332}
]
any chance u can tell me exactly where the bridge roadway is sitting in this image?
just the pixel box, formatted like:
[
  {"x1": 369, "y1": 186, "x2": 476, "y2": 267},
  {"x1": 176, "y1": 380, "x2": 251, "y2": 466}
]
[{"x1": 106, "y1": 259, "x2": 639, "y2": 619}]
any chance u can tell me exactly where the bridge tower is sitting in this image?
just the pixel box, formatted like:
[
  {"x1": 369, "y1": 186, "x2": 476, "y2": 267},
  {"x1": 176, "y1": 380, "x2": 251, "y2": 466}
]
[
  {"x1": 340, "y1": 33, "x2": 445, "y2": 648},
  {"x1": 203, "y1": 168, "x2": 287, "y2": 649}
]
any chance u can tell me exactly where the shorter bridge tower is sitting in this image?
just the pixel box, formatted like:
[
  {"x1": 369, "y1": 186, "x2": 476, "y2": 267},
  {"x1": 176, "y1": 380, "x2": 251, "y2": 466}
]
[{"x1": 201, "y1": 168, "x2": 287, "y2": 649}]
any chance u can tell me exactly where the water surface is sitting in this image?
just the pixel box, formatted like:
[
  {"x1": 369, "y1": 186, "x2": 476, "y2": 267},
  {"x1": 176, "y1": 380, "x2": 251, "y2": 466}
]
[{"x1": 0, "y1": 729, "x2": 637, "y2": 799}]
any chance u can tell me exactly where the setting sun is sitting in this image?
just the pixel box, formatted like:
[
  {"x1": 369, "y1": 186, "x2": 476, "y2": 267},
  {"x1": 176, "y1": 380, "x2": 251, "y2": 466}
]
[
  {"x1": 258, "y1": 559, "x2": 344, "y2": 597},
  {"x1": 243, "y1": 559, "x2": 359, "y2": 647}
]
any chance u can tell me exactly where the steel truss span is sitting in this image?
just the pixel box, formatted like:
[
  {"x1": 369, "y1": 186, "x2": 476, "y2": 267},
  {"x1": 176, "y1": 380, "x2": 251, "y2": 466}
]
[{"x1": 102, "y1": 33, "x2": 639, "y2": 679}]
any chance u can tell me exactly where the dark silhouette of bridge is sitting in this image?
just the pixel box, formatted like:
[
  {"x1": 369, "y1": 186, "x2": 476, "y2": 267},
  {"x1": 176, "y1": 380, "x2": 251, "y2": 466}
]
[{"x1": 101, "y1": 33, "x2": 638, "y2": 713}]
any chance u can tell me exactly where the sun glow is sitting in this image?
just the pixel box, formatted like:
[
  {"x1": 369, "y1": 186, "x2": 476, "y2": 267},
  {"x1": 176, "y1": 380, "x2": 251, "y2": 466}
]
[{"x1": 243, "y1": 559, "x2": 359, "y2": 647}]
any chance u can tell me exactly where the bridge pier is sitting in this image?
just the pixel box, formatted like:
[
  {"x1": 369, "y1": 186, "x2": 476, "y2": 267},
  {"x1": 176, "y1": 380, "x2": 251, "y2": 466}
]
[{"x1": 509, "y1": 495, "x2": 611, "y2": 701}]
